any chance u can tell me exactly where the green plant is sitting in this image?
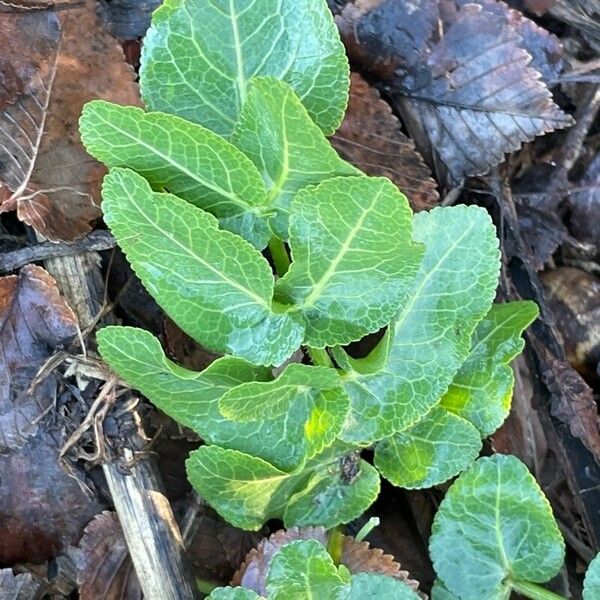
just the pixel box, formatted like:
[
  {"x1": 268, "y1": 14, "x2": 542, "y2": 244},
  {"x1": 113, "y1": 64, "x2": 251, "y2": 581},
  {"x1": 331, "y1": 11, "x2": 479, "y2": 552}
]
[
  {"x1": 206, "y1": 538, "x2": 421, "y2": 599},
  {"x1": 81, "y1": 0, "x2": 537, "y2": 543}
]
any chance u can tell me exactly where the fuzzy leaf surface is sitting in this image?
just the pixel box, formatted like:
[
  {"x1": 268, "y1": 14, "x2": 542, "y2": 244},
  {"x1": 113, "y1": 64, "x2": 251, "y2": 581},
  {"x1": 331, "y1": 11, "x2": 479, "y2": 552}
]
[
  {"x1": 430, "y1": 454, "x2": 565, "y2": 600},
  {"x1": 374, "y1": 407, "x2": 481, "y2": 489},
  {"x1": 338, "y1": 205, "x2": 500, "y2": 444},
  {"x1": 101, "y1": 168, "x2": 303, "y2": 366},
  {"x1": 584, "y1": 553, "x2": 600, "y2": 600},
  {"x1": 441, "y1": 301, "x2": 538, "y2": 437},
  {"x1": 275, "y1": 176, "x2": 423, "y2": 348},
  {"x1": 347, "y1": 573, "x2": 423, "y2": 599},
  {"x1": 187, "y1": 446, "x2": 376, "y2": 530},
  {"x1": 231, "y1": 78, "x2": 358, "y2": 237},
  {"x1": 98, "y1": 327, "x2": 336, "y2": 471},
  {"x1": 140, "y1": 0, "x2": 349, "y2": 136},
  {"x1": 220, "y1": 363, "x2": 349, "y2": 465},
  {"x1": 283, "y1": 459, "x2": 380, "y2": 528},
  {"x1": 266, "y1": 540, "x2": 351, "y2": 600},
  {"x1": 80, "y1": 101, "x2": 271, "y2": 248}
]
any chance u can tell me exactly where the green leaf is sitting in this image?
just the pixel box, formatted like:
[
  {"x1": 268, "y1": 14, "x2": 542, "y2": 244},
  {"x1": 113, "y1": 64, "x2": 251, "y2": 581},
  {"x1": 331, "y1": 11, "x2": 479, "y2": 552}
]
[
  {"x1": 140, "y1": 0, "x2": 349, "y2": 136},
  {"x1": 187, "y1": 446, "x2": 309, "y2": 530},
  {"x1": 584, "y1": 553, "x2": 600, "y2": 600},
  {"x1": 187, "y1": 445, "x2": 375, "y2": 530},
  {"x1": 429, "y1": 454, "x2": 565, "y2": 600},
  {"x1": 347, "y1": 573, "x2": 423, "y2": 599},
  {"x1": 374, "y1": 406, "x2": 482, "y2": 489},
  {"x1": 80, "y1": 101, "x2": 271, "y2": 248},
  {"x1": 338, "y1": 205, "x2": 501, "y2": 444},
  {"x1": 220, "y1": 363, "x2": 349, "y2": 462},
  {"x1": 431, "y1": 579, "x2": 511, "y2": 600},
  {"x1": 284, "y1": 458, "x2": 380, "y2": 528},
  {"x1": 102, "y1": 168, "x2": 303, "y2": 366},
  {"x1": 266, "y1": 540, "x2": 351, "y2": 600},
  {"x1": 207, "y1": 588, "x2": 262, "y2": 600},
  {"x1": 231, "y1": 78, "x2": 358, "y2": 237},
  {"x1": 96, "y1": 326, "x2": 271, "y2": 434},
  {"x1": 440, "y1": 301, "x2": 538, "y2": 437},
  {"x1": 98, "y1": 327, "x2": 333, "y2": 472},
  {"x1": 275, "y1": 176, "x2": 424, "y2": 348}
]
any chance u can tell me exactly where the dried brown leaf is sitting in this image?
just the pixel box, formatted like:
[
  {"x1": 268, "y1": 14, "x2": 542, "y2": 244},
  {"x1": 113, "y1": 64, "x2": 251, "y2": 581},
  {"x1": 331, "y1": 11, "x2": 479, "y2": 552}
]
[
  {"x1": 568, "y1": 154, "x2": 600, "y2": 249},
  {"x1": 0, "y1": 0, "x2": 140, "y2": 241},
  {"x1": 542, "y1": 350, "x2": 600, "y2": 462},
  {"x1": 331, "y1": 73, "x2": 439, "y2": 212},
  {"x1": 231, "y1": 527, "x2": 424, "y2": 598},
  {"x1": 97, "y1": 0, "x2": 161, "y2": 40},
  {"x1": 0, "y1": 430, "x2": 101, "y2": 564},
  {"x1": 549, "y1": 0, "x2": 600, "y2": 52},
  {"x1": 0, "y1": 569, "x2": 41, "y2": 600},
  {"x1": 74, "y1": 511, "x2": 142, "y2": 600},
  {"x1": 337, "y1": 0, "x2": 573, "y2": 182},
  {"x1": 0, "y1": 264, "x2": 77, "y2": 451}
]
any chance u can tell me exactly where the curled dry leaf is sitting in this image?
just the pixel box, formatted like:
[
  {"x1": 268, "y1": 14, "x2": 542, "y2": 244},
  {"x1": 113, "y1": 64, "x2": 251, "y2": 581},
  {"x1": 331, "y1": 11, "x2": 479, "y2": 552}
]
[
  {"x1": 231, "y1": 526, "x2": 424, "y2": 598},
  {"x1": 0, "y1": 0, "x2": 140, "y2": 242},
  {"x1": 0, "y1": 264, "x2": 78, "y2": 452},
  {"x1": 0, "y1": 569, "x2": 41, "y2": 600},
  {"x1": 541, "y1": 349, "x2": 600, "y2": 462},
  {"x1": 331, "y1": 73, "x2": 439, "y2": 212},
  {"x1": 0, "y1": 430, "x2": 101, "y2": 564},
  {"x1": 74, "y1": 511, "x2": 142, "y2": 600},
  {"x1": 337, "y1": 0, "x2": 573, "y2": 182}
]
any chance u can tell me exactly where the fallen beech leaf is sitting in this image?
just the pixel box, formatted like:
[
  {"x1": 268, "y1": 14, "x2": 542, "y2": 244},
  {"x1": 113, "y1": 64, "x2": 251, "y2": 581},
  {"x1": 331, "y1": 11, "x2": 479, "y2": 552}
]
[
  {"x1": 75, "y1": 512, "x2": 142, "y2": 600},
  {"x1": 0, "y1": 1, "x2": 140, "y2": 241},
  {"x1": 0, "y1": 430, "x2": 101, "y2": 564},
  {"x1": 0, "y1": 264, "x2": 78, "y2": 452},
  {"x1": 231, "y1": 527, "x2": 424, "y2": 598},
  {"x1": 331, "y1": 73, "x2": 439, "y2": 212},
  {"x1": 97, "y1": 0, "x2": 162, "y2": 39},
  {"x1": 522, "y1": 0, "x2": 557, "y2": 15},
  {"x1": 337, "y1": 0, "x2": 573, "y2": 182},
  {"x1": 0, "y1": 569, "x2": 41, "y2": 600}
]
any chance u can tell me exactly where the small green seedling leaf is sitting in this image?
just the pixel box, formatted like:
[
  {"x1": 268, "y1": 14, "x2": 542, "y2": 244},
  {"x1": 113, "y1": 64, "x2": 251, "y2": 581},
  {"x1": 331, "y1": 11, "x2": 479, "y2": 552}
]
[
  {"x1": 347, "y1": 573, "x2": 423, "y2": 599},
  {"x1": 429, "y1": 454, "x2": 565, "y2": 600},
  {"x1": 220, "y1": 363, "x2": 350, "y2": 464},
  {"x1": 284, "y1": 458, "x2": 380, "y2": 528},
  {"x1": 440, "y1": 301, "x2": 538, "y2": 437},
  {"x1": 338, "y1": 205, "x2": 501, "y2": 444},
  {"x1": 80, "y1": 101, "x2": 271, "y2": 248},
  {"x1": 275, "y1": 176, "x2": 424, "y2": 348},
  {"x1": 101, "y1": 168, "x2": 304, "y2": 366},
  {"x1": 266, "y1": 539, "x2": 351, "y2": 600},
  {"x1": 231, "y1": 78, "x2": 358, "y2": 237},
  {"x1": 374, "y1": 406, "x2": 482, "y2": 489},
  {"x1": 140, "y1": 0, "x2": 349, "y2": 136},
  {"x1": 207, "y1": 588, "x2": 262, "y2": 600},
  {"x1": 584, "y1": 553, "x2": 600, "y2": 600}
]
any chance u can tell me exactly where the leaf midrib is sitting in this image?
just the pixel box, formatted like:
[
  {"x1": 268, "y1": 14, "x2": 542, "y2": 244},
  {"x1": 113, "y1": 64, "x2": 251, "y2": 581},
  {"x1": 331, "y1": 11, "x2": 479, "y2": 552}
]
[
  {"x1": 99, "y1": 114, "x2": 262, "y2": 214},
  {"x1": 296, "y1": 188, "x2": 385, "y2": 310},
  {"x1": 122, "y1": 185, "x2": 271, "y2": 310}
]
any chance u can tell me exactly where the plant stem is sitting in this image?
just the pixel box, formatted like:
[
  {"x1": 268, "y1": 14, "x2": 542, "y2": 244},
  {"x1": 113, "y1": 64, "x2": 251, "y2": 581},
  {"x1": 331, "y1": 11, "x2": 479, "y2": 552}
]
[
  {"x1": 510, "y1": 580, "x2": 566, "y2": 600},
  {"x1": 354, "y1": 517, "x2": 380, "y2": 542},
  {"x1": 307, "y1": 346, "x2": 334, "y2": 368},
  {"x1": 268, "y1": 236, "x2": 290, "y2": 276}
]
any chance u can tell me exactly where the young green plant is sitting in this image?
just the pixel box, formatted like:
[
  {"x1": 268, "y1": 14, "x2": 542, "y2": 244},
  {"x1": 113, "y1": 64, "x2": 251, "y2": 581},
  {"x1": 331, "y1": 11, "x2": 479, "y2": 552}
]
[{"x1": 80, "y1": 0, "x2": 537, "y2": 535}]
